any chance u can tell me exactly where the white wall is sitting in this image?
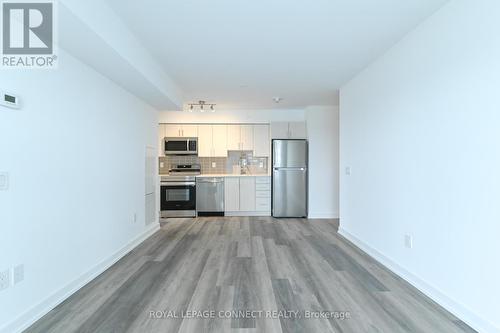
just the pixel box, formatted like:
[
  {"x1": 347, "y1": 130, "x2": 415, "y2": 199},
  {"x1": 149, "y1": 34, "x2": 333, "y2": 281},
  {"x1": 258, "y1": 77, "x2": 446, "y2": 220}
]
[
  {"x1": 339, "y1": 1, "x2": 500, "y2": 332},
  {"x1": 59, "y1": 0, "x2": 183, "y2": 109},
  {"x1": 0, "y1": 49, "x2": 159, "y2": 332},
  {"x1": 159, "y1": 108, "x2": 305, "y2": 124},
  {"x1": 306, "y1": 106, "x2": 339, "y2": 218}
]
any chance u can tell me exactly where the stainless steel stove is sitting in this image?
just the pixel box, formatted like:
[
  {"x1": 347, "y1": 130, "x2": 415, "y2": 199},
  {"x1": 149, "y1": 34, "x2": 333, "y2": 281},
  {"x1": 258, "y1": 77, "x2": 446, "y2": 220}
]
[{"x1": 160, "y1": 164, "x2": 201, "y2": 218}]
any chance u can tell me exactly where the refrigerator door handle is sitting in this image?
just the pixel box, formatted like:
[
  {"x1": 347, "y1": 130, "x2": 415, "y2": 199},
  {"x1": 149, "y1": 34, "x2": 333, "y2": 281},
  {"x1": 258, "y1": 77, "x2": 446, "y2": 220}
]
[{"x1": 273, "y1": 167, "x2": 306, "y2": 171}]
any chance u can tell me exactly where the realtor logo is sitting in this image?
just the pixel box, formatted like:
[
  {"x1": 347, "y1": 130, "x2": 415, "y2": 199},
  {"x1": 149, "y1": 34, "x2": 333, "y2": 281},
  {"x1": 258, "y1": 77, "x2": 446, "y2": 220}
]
[{"x1": 1, "y1": 1, "x2": 57, "y2": 68}]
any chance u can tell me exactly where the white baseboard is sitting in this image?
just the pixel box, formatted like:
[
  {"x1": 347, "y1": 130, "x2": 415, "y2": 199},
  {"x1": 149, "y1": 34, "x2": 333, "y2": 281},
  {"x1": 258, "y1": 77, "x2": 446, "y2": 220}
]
[
  {"x1": 307, "y1": 211, "x2": 339, "y2": 219},
  {"x1": 338, "y1": 227, "x2": 499, "y2": 333},
  {"x1": 225, "y1": 211, "x2": 271, "y2": 217},
  {"x1": 1, "y1": 223, "x2": 160, "y2": 333}
]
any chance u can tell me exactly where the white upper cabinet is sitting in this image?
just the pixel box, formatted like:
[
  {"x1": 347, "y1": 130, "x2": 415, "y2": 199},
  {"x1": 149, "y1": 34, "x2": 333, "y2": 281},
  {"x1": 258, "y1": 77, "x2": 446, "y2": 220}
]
[
  {"x1": 165, "y1": 124, "x2": 182, "y2": 137},
  {"x1": 227, "y1": 125, "x2": 254, "y2": 151},
  {"x1": 165, "y1": 124, "x2": 198, "y2": 137},
  {"x1": 182, "y1": 125, "x2": 198, "y2": 137},
  {"x1": 160, "y1": 123, "x2": 270, "y2": 157},
  {"x1": 271, "y1": 121, "x2": 307, "y2": 139},
  {"x1": 198, "y1": 125, "x2": 227, "y2": 157},
  {"x1": 227, "y1": 125, "x2": 241, "y2": 150},
  {"x1": 158, "y1": 124, "x2": 166, "y2": 156},
  {"x1": 271, "y1": 122, "x2": 290, "y2": 139},
  {"x1": 212, "y1": 125, "x2": 227, "y2": 157},
  {"x1": 240, "y1": 125, "x2": 254, "y2": 151},
  {"x1": 288, "y1": 122, "x2": 307, "y2": 139},
  {"x1": 197, "y1": 125, "x2": 213, "y2": 157},
  {"x1": 253, "y1": 124, "x2": 270, "y2": 157}
]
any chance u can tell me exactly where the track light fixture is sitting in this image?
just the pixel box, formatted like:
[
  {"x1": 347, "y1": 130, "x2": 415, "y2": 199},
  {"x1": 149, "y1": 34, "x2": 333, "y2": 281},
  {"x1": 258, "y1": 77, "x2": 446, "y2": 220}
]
[{"x1": 187, "y1": 100, "x2": 216, "y2": 112}]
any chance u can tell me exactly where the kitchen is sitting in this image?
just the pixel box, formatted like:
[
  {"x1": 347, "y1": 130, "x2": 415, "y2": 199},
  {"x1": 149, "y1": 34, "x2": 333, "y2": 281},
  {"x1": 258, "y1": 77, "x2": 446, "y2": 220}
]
[
  {"x1": 158, "y1": 120, "x2": 309, "y2": 219},
  {"x1": 3, "y1": 0, "x2": 492, "y2": 331}
]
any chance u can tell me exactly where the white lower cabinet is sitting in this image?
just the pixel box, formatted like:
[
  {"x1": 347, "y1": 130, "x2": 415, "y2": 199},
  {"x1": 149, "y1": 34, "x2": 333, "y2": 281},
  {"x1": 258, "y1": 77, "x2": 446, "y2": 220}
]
[
  {"x1": 224, "y1": 176, "x2": 271, "y2": 216},
  {"x1": 255, "y1": 176, "x2": 271, "y2": 212},
  {"x1": 256, "y1": 197, "x2": 271, "y2": 212},
  {"x1": 224, "y1": 177, "x2": 240, "y2": 211},
  {"x1": 239, "y1": 177, "x2": 256, "y2": 211}
]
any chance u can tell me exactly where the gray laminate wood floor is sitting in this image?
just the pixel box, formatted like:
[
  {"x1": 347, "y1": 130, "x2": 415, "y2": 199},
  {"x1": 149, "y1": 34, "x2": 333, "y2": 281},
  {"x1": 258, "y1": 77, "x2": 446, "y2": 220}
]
[{"x1": 25, "y1": 217, "x2": 476, "y2": 333}]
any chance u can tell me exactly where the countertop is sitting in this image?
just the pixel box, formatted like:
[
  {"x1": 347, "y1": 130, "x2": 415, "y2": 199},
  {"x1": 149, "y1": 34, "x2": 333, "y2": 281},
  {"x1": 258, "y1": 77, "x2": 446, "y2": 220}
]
[
  {"x1": 159, "y1": 174, "x2": 270, "y2": 178},
  {"x1": 195, "y1": 174, "x2": 270, "y2": 178}
]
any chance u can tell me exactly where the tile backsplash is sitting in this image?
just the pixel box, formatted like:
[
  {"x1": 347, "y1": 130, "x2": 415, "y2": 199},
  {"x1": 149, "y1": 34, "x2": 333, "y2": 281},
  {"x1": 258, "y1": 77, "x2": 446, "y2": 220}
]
[{"x1": 159, "y1": 152, "x2": 268, "y2": 175}]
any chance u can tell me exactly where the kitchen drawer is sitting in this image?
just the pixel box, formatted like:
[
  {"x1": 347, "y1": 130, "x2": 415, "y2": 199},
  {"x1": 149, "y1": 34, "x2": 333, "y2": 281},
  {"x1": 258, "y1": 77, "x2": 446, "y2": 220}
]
[
  {"x1": 255, "y1": 176, "x2": 271, "y2": 184},
  {"x1": 256, "y1": 197, "x2": 271, "y2": 211},
  {"x1": 256, "y1": 183, "x2": 271, "y2": 191},
  {"x1": 255, "y1": 190, "x2": 271, "y2": 198}
]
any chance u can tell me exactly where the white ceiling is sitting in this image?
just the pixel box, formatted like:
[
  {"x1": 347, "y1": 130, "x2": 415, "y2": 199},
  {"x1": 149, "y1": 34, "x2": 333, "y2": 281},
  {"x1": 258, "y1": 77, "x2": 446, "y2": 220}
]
[{"x1": 106, "y1": 0, "x2": 448, "y2": 110}]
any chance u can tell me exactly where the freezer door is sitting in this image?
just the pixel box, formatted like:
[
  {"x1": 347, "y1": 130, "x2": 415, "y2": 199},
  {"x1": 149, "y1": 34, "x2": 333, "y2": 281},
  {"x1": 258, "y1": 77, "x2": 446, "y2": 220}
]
[
  {"x1": 272, "y1": 168, "x2": 307, "y2": 217},
  {"x1": 272, "y1": 140, "x2": 308, "y2": 168}
]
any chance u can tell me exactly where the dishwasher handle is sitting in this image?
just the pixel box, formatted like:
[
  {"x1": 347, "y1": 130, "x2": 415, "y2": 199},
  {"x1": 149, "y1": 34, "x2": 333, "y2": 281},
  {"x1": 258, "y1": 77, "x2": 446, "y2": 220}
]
[{"x1": 197, "y1": 178, "x2": 224, "y2": 183}]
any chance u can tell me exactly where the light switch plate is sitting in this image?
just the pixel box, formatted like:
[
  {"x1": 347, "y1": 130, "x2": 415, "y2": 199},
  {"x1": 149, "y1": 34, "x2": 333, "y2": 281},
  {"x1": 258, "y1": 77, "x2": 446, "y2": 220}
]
[
  {"x1": 0, "y1": 172, "x2": 8, "y2": 190},
  {"x1": 0, "y1": 270, "x2": 10, "y2": 290},
  {"x1": 345, "y1": 167, "x2": 352, "y2": 176},
  {"x1": 405, "y1": 234, "x2": 413, "y2": 249},
  {"x1": 13, "y1": 265, "x2": 24, "y2": 284}
]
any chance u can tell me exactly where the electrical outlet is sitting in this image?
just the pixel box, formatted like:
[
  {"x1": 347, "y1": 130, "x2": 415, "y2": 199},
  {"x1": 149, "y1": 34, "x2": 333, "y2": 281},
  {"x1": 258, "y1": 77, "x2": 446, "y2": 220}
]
[
  {"x1": 0, "y1": 269, "x2": 10, "y2": 291},
  {"x1": 405, "y1": 234, "x2": 413, "y2": 249},
  {"x1": 13, "y1": 265, "x2": 24, "y2": 284},
  {"x1": 211, "y1": 162, "x2": 216, "y2": 168},
  {"x1": 345, "y1": 167, "x2": 352, "y2": 176}
]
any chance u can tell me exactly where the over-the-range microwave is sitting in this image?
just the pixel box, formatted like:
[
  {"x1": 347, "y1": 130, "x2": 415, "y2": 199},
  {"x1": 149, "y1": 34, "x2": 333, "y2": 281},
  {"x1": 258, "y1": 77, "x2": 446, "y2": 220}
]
[{"x1": 164, "y1": 137, "x2": 198, "y2": 155}]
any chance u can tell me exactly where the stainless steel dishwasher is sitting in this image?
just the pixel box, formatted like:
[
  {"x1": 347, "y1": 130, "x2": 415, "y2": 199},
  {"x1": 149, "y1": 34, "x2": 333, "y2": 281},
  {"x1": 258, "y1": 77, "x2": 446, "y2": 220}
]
[{"x1": 196, "y1": 177, "x2": 224, "y2": 216}]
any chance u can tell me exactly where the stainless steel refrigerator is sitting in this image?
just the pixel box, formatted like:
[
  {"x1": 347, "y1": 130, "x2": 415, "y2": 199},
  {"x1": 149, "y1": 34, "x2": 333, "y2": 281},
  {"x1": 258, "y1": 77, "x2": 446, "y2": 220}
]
[{"x1": 272, "y1": 139, "x2": 308, "y2": 217}]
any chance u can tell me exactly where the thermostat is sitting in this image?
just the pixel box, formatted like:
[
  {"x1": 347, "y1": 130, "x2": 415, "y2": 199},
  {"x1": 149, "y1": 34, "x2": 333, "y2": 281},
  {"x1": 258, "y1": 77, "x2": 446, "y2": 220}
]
[{"x1": 0, "y1": 92, "x2": 20, "y2": 109}]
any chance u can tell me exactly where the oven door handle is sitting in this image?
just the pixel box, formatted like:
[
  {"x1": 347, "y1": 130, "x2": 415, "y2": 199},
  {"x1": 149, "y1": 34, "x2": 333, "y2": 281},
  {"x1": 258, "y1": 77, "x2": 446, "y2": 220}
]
[{"x1": 161, "y1": 182, "x2": 196, "y2": 186}]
